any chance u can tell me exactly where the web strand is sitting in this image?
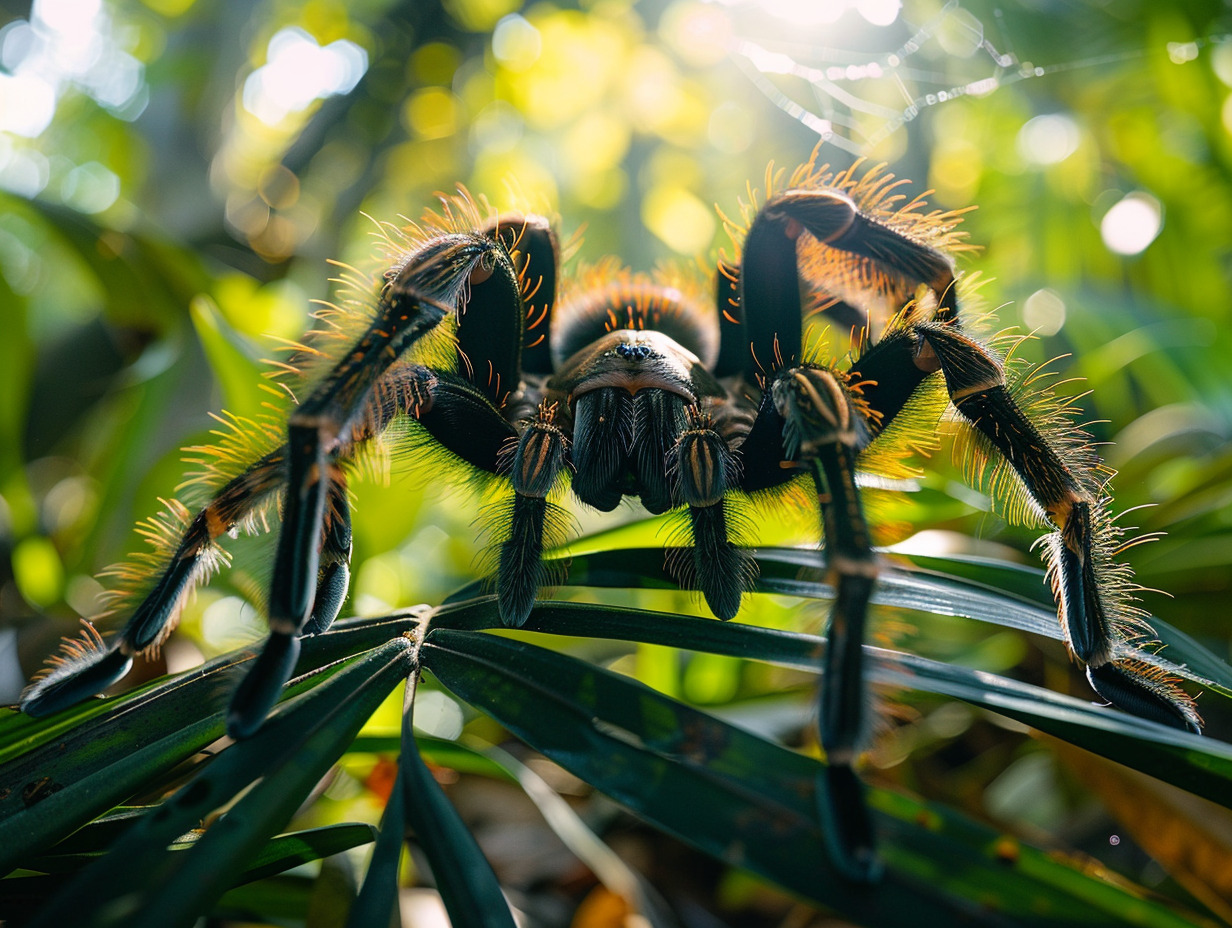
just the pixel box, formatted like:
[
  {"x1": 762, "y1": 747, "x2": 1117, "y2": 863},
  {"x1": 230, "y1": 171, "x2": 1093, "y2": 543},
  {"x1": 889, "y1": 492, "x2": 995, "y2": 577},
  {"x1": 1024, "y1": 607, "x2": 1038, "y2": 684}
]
[{"x1": 726, "y1": 0, "x2": 1232, "y2": 154}]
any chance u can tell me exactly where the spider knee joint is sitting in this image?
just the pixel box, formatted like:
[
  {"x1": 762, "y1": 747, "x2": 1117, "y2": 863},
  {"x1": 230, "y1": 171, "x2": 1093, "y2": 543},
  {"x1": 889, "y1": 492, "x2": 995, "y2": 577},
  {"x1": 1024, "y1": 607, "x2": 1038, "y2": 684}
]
[
  {"x1": 772, "y1": 368, "x2": 862, "y2": 454},
  {"x1": 918, "y1": 328, "x2": 1005, "y2": 400}
]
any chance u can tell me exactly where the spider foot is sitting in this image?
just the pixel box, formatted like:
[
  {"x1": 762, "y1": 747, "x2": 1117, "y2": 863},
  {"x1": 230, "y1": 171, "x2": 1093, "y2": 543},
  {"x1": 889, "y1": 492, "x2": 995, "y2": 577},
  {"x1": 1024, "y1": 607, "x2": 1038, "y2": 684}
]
[
  {"x1": 20, "y1": 637, "x2": 133, "y2": 717},
  {"x1": 1086, "y1": 661, "x2": 1203, "y2": 735},
  {"x1": 817, "y1": 764, "x2": 882, "y2": 884},
  {"x1": 497, "y1": 494, "x2": 547, "y2": 628},
  {"x1": 227, "y1": 633, "x2": 302, "y2": 739}
]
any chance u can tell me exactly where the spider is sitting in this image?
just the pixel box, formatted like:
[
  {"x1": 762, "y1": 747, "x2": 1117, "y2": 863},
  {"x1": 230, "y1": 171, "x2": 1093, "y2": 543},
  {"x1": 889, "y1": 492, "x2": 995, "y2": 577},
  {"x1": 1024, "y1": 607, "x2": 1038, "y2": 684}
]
[{"x1": 19, "y1": 155, "x2": 1201, "y2": 882}]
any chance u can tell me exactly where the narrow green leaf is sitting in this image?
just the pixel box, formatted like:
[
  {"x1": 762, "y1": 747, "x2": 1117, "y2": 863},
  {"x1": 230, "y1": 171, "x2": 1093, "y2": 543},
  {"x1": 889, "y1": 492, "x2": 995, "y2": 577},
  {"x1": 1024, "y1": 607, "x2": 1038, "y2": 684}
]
[
  {"x1": 349, "y1": 667, "x2": 515, "y2": 928},
  {"x1": 0, "y1": 617, "x2": 421, "y2": 874},
  {"x1": 188, "y1": 295, "x2": 268, "y2": 422},
  {"x1": 447, "y1": 546, "x2": 1232, "y2": 699},
  {"x1": 22, "y1": 822, "x2": 375, "y2": 882},
  {"x1": 400, "y1": 736, "x2": 517, "y2": 927},
  {"x1": 215, "y1": 874, "x2": 315, "y2": 924},
  {"x1": 0, "y1": 614, "x2": 418, "y2": 767},
  {"x1": 0, "y1": 711, "x2": 224, "y2": 876},
  {"x1": 24, "y1": 637, "x2": 413, "y2": 928},
  {"x1": 422, "y1": 628, "x2": 1207, "y2": 927},
  {"x1": 234, "y1": 824, "x2": 379, "y2": 885},
  {"x1": 432, "y1": 601, "x2": 1232, "y2": 813},
  {"x1": 117, "y1": 640, "x2": 414, "y2": 928},
  {"x1": 346, "y1": 752, "x2": 407, "y2": 928},
  {"x1": 351, "y1": 733, "x2": 514, "y2": 782}
]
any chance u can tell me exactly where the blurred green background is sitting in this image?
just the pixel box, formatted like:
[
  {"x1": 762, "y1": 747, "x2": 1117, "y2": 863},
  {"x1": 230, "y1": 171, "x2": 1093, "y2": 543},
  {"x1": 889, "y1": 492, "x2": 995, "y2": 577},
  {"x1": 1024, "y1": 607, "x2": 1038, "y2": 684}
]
[{"x1": 1, "y1": 0, "x2": 1231, "y2": 917}]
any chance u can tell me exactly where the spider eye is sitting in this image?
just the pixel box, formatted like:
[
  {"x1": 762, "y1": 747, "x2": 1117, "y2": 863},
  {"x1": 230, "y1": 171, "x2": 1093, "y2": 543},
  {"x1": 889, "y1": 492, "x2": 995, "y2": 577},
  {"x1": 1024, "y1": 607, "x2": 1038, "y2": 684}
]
[{"x1": 615, "y1": 343, "x2": 652, "y2": 361}]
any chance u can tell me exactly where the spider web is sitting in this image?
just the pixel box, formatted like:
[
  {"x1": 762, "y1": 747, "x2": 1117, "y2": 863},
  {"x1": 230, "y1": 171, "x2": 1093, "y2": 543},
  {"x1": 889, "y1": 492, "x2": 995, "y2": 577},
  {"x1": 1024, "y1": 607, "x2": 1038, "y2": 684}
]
[{"x1": 726, "y1": 0, "x2": 1232, "y2": 155}]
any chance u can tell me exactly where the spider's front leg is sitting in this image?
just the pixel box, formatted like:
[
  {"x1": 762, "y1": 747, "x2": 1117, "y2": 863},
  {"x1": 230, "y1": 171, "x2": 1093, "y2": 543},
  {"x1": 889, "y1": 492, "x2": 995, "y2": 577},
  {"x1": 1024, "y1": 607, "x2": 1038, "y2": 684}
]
[
  {"x1": 726, "y1": 183, "x2": 965, "y2": 881},
  {"x1": 770, "y1": 366, "x2": 882, "y2": 882},
  {"x1": 20, "y1": 449, "x2": 289, "y2": 717},
  {"x1": 227, "y1": 232, "x2": 525, "y2": 736}
]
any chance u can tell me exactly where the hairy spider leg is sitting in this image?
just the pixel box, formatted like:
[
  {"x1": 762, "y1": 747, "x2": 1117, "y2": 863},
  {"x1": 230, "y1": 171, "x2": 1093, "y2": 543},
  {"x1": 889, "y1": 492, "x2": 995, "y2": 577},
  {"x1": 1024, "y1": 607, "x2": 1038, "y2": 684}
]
[
  {"x1": 21, "y1": 364, "x2": 448, "y2": 720},
  {"x1": 727, "y1": 188, "x2": 966, "y2": 882},
  {"x1": 735, "y1": 188, "x2": 958, "y2": 385},
  {"x1": 914, "y1": 323, "x2": 1201, "y2": 733},
  {"x1": 500, "y1": 400, "x2": 569, "y2": 624},
  {"x1": 19, "y1": 450, "x2": 285, "y2": 716},
  {"x1": 669, "y1": 405, "x2": 752, "y2": 622},
  {"x1": 773, "y1": 366, "x2": 880, "y2": 882},
  {"x1": 457, "y1": 214, "x2": 567, "y2": 626},
  {"x1": 389, "y1": 215, "x2": 559, "y2": 630},
  {"x1": 228, "y1": 233, "x2": 523, "y2": 736},
  {"x1": 480, "y1": 214, "x2": 560, "y2": 376}
]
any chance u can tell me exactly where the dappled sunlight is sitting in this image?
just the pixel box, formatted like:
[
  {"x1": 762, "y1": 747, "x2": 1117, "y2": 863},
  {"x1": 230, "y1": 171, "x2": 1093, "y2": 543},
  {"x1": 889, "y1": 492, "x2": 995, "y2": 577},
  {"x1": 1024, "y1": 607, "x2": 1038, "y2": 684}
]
[{"x1": 0, "y1": 0, "x2": 143, "y2": 200}]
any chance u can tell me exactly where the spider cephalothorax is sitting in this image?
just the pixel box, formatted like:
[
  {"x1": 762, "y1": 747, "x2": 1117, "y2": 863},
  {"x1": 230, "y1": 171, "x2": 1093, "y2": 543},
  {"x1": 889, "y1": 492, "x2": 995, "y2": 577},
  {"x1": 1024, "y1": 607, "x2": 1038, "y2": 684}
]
[{"x1": 21, "y1": 154, "x2": 1200, "y2": 881}]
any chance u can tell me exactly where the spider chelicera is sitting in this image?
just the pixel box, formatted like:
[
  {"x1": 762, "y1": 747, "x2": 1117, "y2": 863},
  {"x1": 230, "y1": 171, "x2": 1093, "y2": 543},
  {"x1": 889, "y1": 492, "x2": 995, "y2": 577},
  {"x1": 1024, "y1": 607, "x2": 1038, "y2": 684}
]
[{"x1": 21, "y1": 155, "x2": 1201, "y2": 881}]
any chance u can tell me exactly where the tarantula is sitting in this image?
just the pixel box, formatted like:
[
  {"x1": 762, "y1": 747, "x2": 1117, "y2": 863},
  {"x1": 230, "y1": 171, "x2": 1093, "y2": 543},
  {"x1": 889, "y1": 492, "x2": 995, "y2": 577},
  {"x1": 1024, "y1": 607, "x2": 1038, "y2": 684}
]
[{"x1": 20, "y1": 156, "x2": 1200, "y2": 881}]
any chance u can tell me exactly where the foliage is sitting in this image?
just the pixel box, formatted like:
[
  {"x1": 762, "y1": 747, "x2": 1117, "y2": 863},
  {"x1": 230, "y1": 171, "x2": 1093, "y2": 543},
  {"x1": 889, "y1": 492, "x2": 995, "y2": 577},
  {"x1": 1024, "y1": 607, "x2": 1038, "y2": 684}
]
[
  {"x1": 3, "y1": 549, "x2": 1232, "y2": 926},
  {"x1": 1, "y1": 0, "x2": 1232, "y2": 925}
]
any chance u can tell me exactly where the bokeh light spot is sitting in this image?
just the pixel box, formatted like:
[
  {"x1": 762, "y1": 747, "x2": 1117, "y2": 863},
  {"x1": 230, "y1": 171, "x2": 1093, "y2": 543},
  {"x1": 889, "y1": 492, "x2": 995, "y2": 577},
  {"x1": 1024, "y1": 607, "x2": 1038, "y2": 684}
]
[
  {"x1": 660, "y1": 2, "x2": 732, "y2": 68},
  {"x1": 1100, "y1": 192, "x2": 1162, "y2": 256},
  {"x1": 242, "y1": 27, "x2": 367, "y2": 127},
  {"x1": 404, "y1": 87, "x2": 460, "y2": 140},
  {"x1": 1213, "y1": 43, "x2": 1232, "y2": 87},
  {"x1": 562, "y1": 111, "x2": 630, "y2": 174},
  {"x1": 1167, "y1": 41, "x2": 1199, "y2": 65},
  {"x1": 0, "y1": 72, "x2": 56, "y2": 137},
  {"x1": 202, "y1": 595, "x2": 262, "y2": 650},
  {"x1": 0, "y1": 145, "x2": 50, "y2": 196},
  {"x1": 492, "y1": 14, "x2": 541, "y2": 71},
  {"x1": 757, "y1": 0, "x2": 844, "y2": 26},
  {"x1": 857, "y1": 0, "x2": 902, "y2": 27},
  {"x1": 13, "y1": 535, "x2": 63, "y2": 608},
  {"x1": 1017, "y1": 113, "x2": 1079, "y2": 166},
  {"x1": 61, "y1": 161, "x2": 120, "y2": 213},
  {"x1": 410, "y1": 42, "x2": 461, "y2": 86},
  {"x1": 1021, "y1": 288, "x2": 1066, "y2": 336},
  {"x1": 413, "y1": 690, "x2": 465, "y2": 740}
]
